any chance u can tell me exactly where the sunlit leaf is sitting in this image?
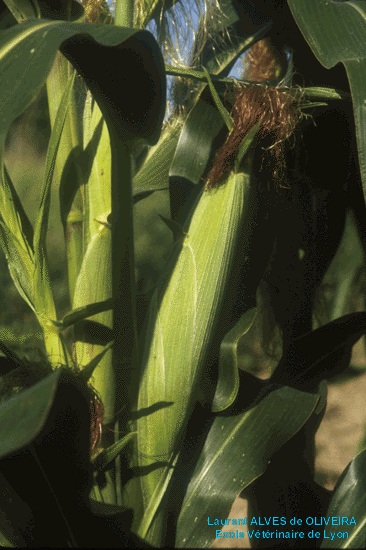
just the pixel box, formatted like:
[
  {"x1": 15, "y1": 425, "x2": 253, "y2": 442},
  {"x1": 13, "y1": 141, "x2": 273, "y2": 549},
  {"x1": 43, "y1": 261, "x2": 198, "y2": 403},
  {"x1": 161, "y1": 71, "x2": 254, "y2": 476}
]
[{"x1": 176, "y1": 384, "x2": 320, "y2": 548}]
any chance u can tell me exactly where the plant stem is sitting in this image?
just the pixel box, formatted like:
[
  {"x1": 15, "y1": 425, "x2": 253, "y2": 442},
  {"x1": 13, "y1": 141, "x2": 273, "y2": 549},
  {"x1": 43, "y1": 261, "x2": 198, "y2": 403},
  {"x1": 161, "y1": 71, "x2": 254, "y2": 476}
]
[
  {"x1": 114, "y1": 0, "x2": 134, "y2": 27},
  {"x1": 109, "y1": 133, "x2": 138, "y2": 500},
  {"x1": 111, "y1": 140, "x2": 138, "y2": 405}
]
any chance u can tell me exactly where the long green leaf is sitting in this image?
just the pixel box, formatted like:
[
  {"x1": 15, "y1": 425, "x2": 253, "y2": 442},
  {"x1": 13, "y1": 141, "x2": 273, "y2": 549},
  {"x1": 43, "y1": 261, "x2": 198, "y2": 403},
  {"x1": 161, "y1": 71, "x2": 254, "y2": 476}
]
[
  {"x1": 33, "y1": 70, "x2": 77, "y2": 362},
  {"x1": 202, "y1": 66, "x2": 233, "y2": 131},
  {"x1": 52, "y1": 299, "x2": 113, "y2": 330},
  {"x1": 176, "y1": 384, "x2": 320, "y2": 548}
]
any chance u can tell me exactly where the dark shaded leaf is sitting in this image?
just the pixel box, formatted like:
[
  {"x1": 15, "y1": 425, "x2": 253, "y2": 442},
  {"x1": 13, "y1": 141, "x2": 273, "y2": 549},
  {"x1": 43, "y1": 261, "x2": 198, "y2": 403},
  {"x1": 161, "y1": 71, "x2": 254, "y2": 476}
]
[
  {"x1": 0, "y1": 343, "x2": 22, "y2": 369},
  {"x1": 169, "y1": 92, "x2": 227, "y2": 223},
  {"x1": 0, "y1": 368, "x2": 91, "y2": 546},
  {"x1": 92, "y1": 431, "x2": 136, "y2": 473},
  {"x1": 289, "y1": 0, "x2": 366, "y2": 200},
  {"x1": 74, "y1": 319, "x2": 114, "y2": 346},
  {"x1": 158, "y1": 214, "x2": 186, "y2": 239},
  {"x1": 133, "y1": 189, "x2": 162, "y2": 204},
  {"x1": 0, "y1": 14, "x2": 165, "y2": 177},
  {"x1": 0, "y1": 367, "x2": 150, "y2": 547},
  {"x1": 3, "y1": 0, "x2": 41, "y2": 22},
  {"x1": 272, "y1": 312, "x2": 366, "y2": 391}
]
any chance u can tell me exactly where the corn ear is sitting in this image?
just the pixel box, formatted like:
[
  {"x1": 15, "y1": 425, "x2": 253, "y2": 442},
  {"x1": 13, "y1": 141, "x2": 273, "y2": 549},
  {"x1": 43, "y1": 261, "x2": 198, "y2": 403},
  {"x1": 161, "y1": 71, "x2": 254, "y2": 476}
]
[{"x1": 133, "y1": 154, "x2": 255, "y2": 543}]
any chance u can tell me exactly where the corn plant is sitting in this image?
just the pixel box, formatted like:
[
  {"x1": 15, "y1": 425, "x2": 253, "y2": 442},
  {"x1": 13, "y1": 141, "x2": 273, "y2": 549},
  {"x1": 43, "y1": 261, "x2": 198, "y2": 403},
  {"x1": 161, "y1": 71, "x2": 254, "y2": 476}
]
[{"x1": 1, "y1": 0, "x2": 366, "y2": 548}]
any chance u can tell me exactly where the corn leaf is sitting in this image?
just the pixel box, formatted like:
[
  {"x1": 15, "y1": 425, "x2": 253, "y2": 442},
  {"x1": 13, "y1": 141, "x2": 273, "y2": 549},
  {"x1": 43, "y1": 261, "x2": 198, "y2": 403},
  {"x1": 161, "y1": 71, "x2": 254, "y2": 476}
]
[
  {"x1": 321, "y1": 447, "x2": 366, "y2": 548},
  {"x1": 0, "y1": 470, "x2": 30, "y2": 547},
  {"x1": 52, "y1": 299, "x2": 113, "y2": 330},
  {"x1": 133, "y1": 117, "x2": 183, "y2": 196},
  {"x1": 169, "y1": 96, "x2": 226, "y2": 186},
  {"x1": 0, "y1": 221, "x2": 34, "y2": 313},
  {"x1": 272, "y1": 311, "x2": 366, "y2": 390},
  {"x1": 0, "y1": 530, "x2": 13, "y2": 547},
  {"x1": 235, "y1": 120, "x2": 262, "y2": 171},
  {"x1": 92, "y1": 431, "x2": 136, "y2": 473},
  {"x1": 212, "y1": 307, "x2": 257, "y2": 412},
  {"x1": 0, "y1": 17, "x2": 165, "y2": 178},
  {"x1": 176, "y1": 384, "x2": 320, "y2": 548},
  {"x1": 0, "y1": 367, "x2": 77, "y2": 458},
  {"x1": 202, "y1": 66, "x2": 233, "y2": 131},
  {"x1": 33, "y1": 70, "x2": 77, "y2": 361},
  {"x1": 3, "y1": 0, "x2": 41, "y2": 22},
  {"x1": 321, "y1": 210, "x2": 364, "y2": 323},
  {"x1": 77, "y1": 340, "x2": 114, "y2": 385},
  {"x1": 0, "y1": 163, "x2": 33, "y2": 255},
  {"x1": 288, "y1": 0, "x2": 366, "y2": 200}
]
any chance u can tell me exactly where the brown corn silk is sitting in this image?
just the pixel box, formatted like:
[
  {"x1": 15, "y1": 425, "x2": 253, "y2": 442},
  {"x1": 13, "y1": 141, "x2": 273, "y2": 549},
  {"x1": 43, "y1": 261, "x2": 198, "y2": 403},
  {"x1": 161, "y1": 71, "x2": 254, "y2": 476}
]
[
  {"x1": 206, "y1": 35, "x2": 304, "y2": 191},
  {"x1": 205, "y1": 84, "x2": 304, "y2": 190}
]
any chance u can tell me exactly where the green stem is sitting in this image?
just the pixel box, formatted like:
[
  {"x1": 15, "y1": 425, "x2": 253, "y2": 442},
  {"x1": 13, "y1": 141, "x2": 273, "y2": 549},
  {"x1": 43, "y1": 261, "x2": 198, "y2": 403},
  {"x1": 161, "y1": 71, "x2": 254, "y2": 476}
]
[
  {"x1": 114, "y1": 0, "x2": 134, "y2": 27},
  {"x1": 109, "y1": 132, "x2": 138, "y2": 503}
]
